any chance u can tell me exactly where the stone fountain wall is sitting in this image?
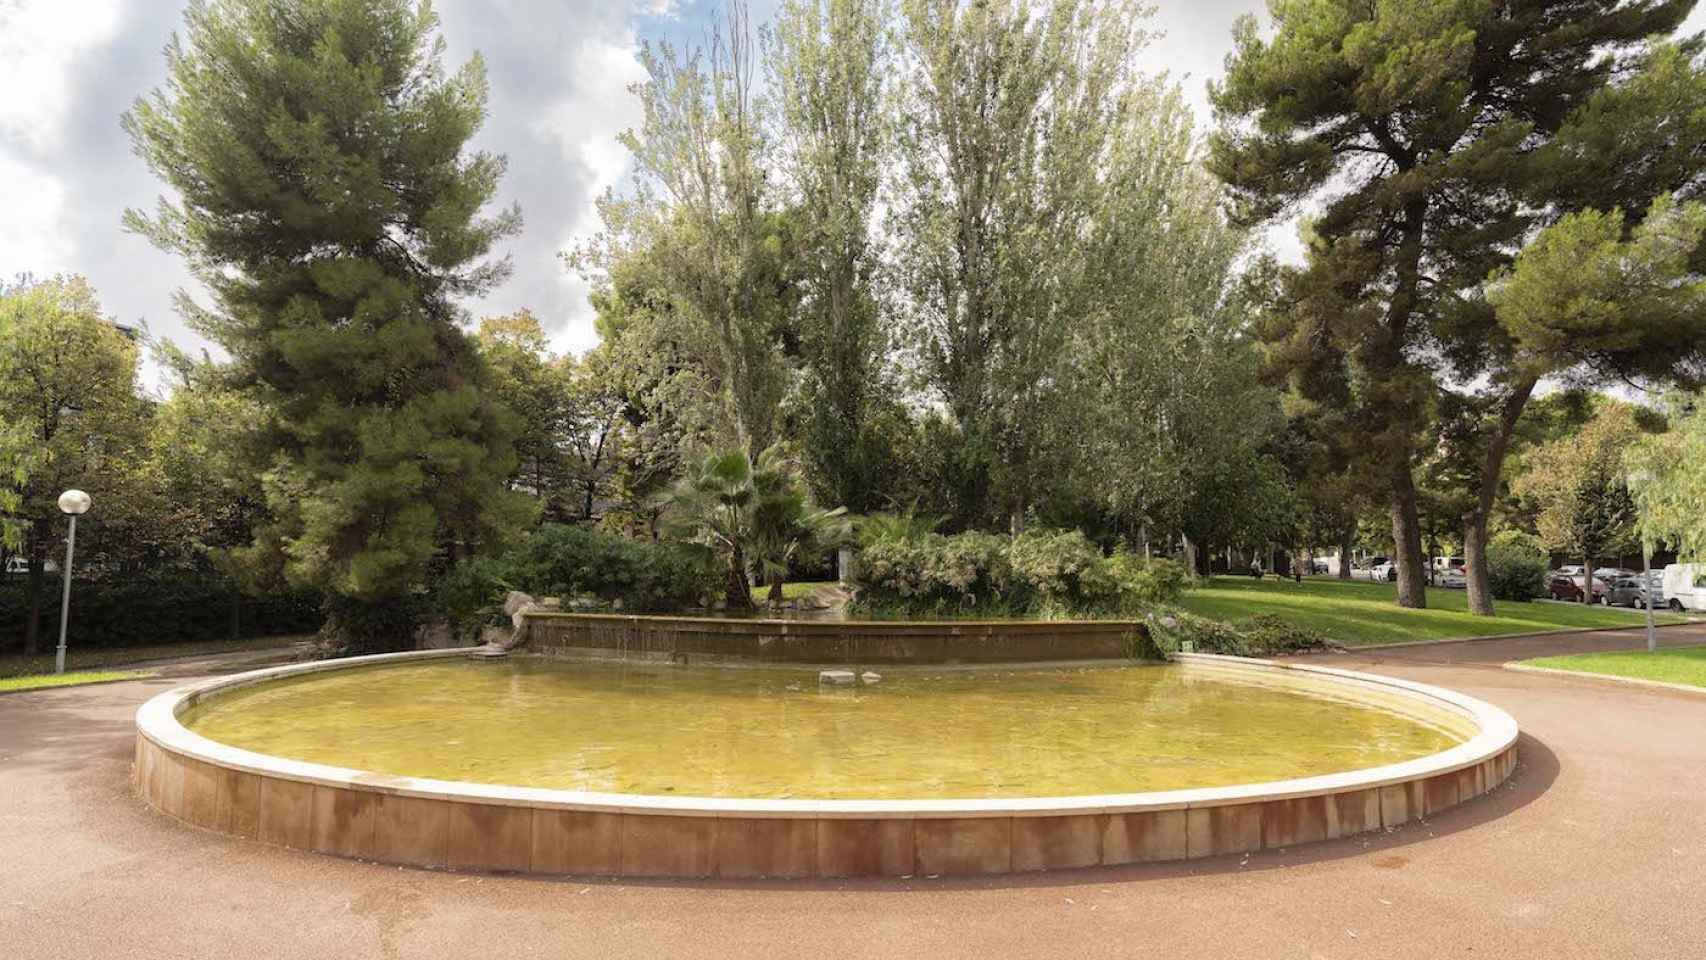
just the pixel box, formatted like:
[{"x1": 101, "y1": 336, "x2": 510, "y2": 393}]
[{"x1": 520, "y1": 613, "x2": 1147, "y2": 665}]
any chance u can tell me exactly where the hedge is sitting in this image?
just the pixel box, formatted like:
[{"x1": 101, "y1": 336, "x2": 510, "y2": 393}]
[{"x1": 0, "y1": 579, "x2": 321, "y2": 651}]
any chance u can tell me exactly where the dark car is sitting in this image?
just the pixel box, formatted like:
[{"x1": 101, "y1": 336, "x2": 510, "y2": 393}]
[{"x1": 1549, "y1": 575, "x2": 1609, "y2": 603}]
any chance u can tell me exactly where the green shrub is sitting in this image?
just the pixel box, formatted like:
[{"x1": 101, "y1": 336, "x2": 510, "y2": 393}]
[
  {"x1": 1146, "y1": 610, "x2": 1335, "y2": 657},
  {"x1": 1008, "y1": 529, "x2": 1112, "y2": 612},
  {"x1": 1146, "y1": 611, "x2": 1248, "y2": 655},
  {"x1": 434, "y1": 525, "x2": 721, "y2": 634},
  {"x1": 1231, "y1": 614, "x2": 1336, "y2": 655},
  {"x1": 1106, "y1": 554, "x2": 1190, "y2": 608},
  {"x1": 854, "y1": 528, "x2": 1192, "y2": 618},
  {"x1": 1485, "y1": 529, "x2": 1548, "y2": 602}
]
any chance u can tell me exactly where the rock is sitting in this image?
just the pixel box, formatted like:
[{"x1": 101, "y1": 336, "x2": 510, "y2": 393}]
[
  {"x1": 414, "y1": 618, "x2": 457, "y2": 650},
  {"x1": 818, "y1": 669, "x2": 857, "y2": 686},
  {"x1": 860, "y1": 671, "x2": 882, "y2": 684}
]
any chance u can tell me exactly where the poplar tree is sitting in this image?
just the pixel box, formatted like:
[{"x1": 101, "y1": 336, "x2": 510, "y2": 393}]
[
  {"x1": 125, "y1": 0, "x2": 532, "y2": 651},
  {"x1": 771, "y1": 0, "x2": 892, "y2": 513}
]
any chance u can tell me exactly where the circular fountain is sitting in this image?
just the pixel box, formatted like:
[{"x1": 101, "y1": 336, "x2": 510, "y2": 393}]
[{"x1": 134, "y1": 622, "x2": 1517, "y2": 879}]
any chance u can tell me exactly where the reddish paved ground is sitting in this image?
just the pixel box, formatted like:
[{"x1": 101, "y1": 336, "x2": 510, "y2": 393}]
[{"x1": 3, "y1": 627, "x2": 1704, "y2": 959}]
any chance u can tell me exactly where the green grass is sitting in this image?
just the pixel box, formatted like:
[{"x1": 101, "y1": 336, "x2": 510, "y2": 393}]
[
  {"x1": 0, "y1": 634, "x2": 304, "y2": 679},
  {"x1": 1520, "y1": 645, "x2": 1706, "y2": 689},
  {"x1": 779, "y1": 580, "x2": 838, "y2": 601},
  {"x1": 0, "y1": 669, "x2": 154, "y2": 693},
  {"x1": 1177, "y1": 576, "x2": 1684, "y2": 648}
]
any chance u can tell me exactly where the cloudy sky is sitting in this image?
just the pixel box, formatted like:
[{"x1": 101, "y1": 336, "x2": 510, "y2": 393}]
[{"x1": 5, "y1": 1, "x2": 1699, "y2": 389}]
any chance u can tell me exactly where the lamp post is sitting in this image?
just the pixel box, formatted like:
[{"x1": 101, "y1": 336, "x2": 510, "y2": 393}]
[
  {"x1": 1627, "y1": 469, "x2": 1656, "y2": 654},
  {"x1": 54, "y1": 489, "x2": 91, "y2": 675}
]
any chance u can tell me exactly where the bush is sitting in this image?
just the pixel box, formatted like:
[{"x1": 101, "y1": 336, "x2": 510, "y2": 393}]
[
  {"x1": 1486, "y1": 529, "x2": 1548, "y2": 602},
  {"x1": 1106, "y1": 554, "x2": 1189, "y2": 609},
  {"x1": 435, "y1": 525, "x2": 721, "y2": 635},
  {"x1": 853, "y1": 527, "x2": 1193, "y2": 618},
  {"x1": 1008, "y1": 529, "x2": 1113, "y2": 612},
  {"x1": 0, "y1": 577, "x2": 321, "y2": 652},
  {"x1": 1231, "y1": 614, "x2": 1336, "y2": 655},
  {"x1": 1146, "y1": 610, "x2": 1336, "y2": 657}
]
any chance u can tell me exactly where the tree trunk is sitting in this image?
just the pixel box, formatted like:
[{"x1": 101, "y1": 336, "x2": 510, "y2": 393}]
[
  {"x1": 23, "y1": 518, "x2": 49, "y2": 655},
  {"x1": 767, "y1": 574, "x2": 784, "y2": 606},
  {"x1": 1582, "y1": 552, "x2": 1592, "y2": 605},
  {"x1": 1337, "y1": 529, "x2": 1353, "y2": 580},
  {"x1": 1464, "y1": 378, "x2": 1537, "y2": 615},
  {"x1": 726, "y1": 544, "x2": 754, "y2": 609},
  {"x1": 1390, "y1": 463, "x2": 1428, "y2": 609},
  {"x1": 1180, "y1": 535, "x2": 1198, "y2": 579}
]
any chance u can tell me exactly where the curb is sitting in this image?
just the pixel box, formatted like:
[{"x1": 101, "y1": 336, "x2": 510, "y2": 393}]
[
  {"x1": 1502, "y1": 661, "x2": 1706, "y2": 697},
  {"x1": 1345, "y1": 620, "x2": 1701, "y2": 653},
  {"x1": 0, "y1": 672, "x2": 158, "y2": 697}
]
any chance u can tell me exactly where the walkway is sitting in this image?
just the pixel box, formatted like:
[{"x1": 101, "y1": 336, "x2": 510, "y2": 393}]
[{"x1": 2, "y1": 627, "x2": 1703, "y2": 959}]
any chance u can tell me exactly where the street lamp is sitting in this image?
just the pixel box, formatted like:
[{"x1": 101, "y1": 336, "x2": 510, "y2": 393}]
[
  {"x1": 55, "y1": 489, "x2": 91, "y2": 675},
  {"x1": 1626, "y1": 470, "x2": 1656, "y2": 654}
]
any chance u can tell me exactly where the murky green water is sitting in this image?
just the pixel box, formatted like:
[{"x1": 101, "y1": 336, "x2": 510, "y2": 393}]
[{"x1": 182, "y1": 659, "x2": 1467, "y2": 800}]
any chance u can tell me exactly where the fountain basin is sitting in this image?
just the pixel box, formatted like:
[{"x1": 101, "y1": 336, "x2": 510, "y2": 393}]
[{"x1": 134, "y1": 650, "x2": 1517, "y2": 878}]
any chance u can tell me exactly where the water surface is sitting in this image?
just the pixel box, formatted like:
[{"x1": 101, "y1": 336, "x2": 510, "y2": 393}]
[{"x1": 182, "y1": 659, "x2": 1466, "y2": 799}]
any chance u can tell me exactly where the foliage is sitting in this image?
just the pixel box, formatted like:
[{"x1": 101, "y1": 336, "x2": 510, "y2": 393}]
[
  {"x1": 572, "y1": 1, "x2": 793, "y2": 454},
  {"x1": 1147, "y1": 611, "x2": 1334, "y2": 658},
  {"x1": 1484, "y1": 530, "x2": 1549, "y2": 603},
  {"x1": 125, "y1": 0, "x2": 535, "y2": 652},
  {"x1": 1513, "y1": 404, "x2": 1645, "y2": 574},
  {"x1": 0, "y1": 275, "x2": 153, "y2": 653},
  {"x1": 435, "y1": 525, "x2": 720, "y2": 636},
  {"x1": 660, "y1": 445, "x2": 843, "y2": 607},
  {"x1": 771, "y1": 0, "x2": 894, "y2": 514},
  {"x1": 0, "y1": 580, "x2": 320, "y2": 652},
  {"x1": 476, "y1": 311, "x2": 624, "y2": 522},
  {"x1": 1105, "y1": 555, "x2": 1190, "y2": 609},
  {"x1": 854, "y1": 527, "x2": 1190, "y2": 618},
  {"x1": 1211, "y1": 0, "x2": 1704, "y2": 611},
  {"x1": 1628, "y1": 394, "x2": 1706, "y2": 562}
]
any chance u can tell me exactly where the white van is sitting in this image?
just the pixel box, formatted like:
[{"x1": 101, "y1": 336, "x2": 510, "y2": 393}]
[{"x1": 1661, "y1": 563, "x2": 1706, "y2": 612}]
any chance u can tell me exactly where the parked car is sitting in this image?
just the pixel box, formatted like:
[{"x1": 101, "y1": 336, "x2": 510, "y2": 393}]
[
  {"x1": 1605, "y1": 576, "x2": 1662, "y2": 608},
  {"x1": 1369, "y1": 559, "x2": 1398, "y2": 582},
  {"x1": 1549, "y1": 574, "x2": 1609, "y2": 603},
  {"x1": 1661, "y1": 563, "x2": 1706, "y2": 612},
  {"x1": 1554, "y1": 564, "x2": 1585, "y2": 578},
  {"x1": 1311, "y1": 557, "x2": 1332, "y2": 575},
  {"x1": 1432, "y1": 556, "x2": 1466, "y2": 572},
  {"x1": 1438, "y1": 567, "x2": 1468, "y2": 589},
  {"x1": 1593, "y1": 566, "x2": 1636, "y2": 581}
]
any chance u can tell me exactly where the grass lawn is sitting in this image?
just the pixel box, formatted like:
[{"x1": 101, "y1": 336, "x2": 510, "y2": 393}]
[
  {"x1": 0, "y1": 669, "x2": 154, "y2": 693},
  {"x1": 779, "y1": 580, "x2": 838, "y2": 601},
  {"x1": 1519, "y1": 645, "x2": 1706, "y2": 689},
  {"x1": 1178, "y1": 576, "x2": 1685, "y2": 648},
  {"x1": 0, "y1": 634, "x2": 304, "y2": 679}
]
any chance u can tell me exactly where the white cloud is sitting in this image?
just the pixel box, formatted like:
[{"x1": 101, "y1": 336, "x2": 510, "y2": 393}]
[
  {"x1": 0, "y1": 0, "x2": 126, "y2": 152},
  {"x1": 0, "y1": 0, "x2": 127, "y2": 278},
  {"x1": 531, "y1": 33, "x2": 649, "y2": 354}
]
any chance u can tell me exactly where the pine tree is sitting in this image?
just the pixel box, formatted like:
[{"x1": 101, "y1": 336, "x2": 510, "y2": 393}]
[
  {"x1": 124, "y1": 0, "x2": 533, "y2": 651},
  {"x1": 1210, "y1": 0, "x2": 1700, "y2": 609}
]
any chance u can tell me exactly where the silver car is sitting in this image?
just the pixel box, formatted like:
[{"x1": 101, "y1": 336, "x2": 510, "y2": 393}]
[{"x1": 1605, "y1": 575, "x2": 1663, "y2": 608}]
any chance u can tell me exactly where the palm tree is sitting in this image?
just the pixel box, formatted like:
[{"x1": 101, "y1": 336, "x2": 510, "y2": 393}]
[
  {"x1": 661, "y1": 448, "x2": 761, "y2": 608},
  {"x1": 661, "y1": 445, "x2": 850, "y2": 609}
]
